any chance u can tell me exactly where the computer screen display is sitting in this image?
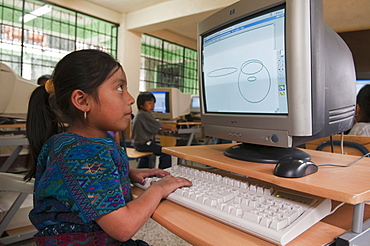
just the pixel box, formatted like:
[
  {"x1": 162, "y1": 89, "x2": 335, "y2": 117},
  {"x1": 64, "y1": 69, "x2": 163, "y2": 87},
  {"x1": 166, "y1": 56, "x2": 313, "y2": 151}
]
[
  {"x1": 152, "y1": 91, "x2": 170, "y2": 113},
  {"x1": 203, "y1": 6, "x2": 287, "y2": 115},
  {"x1": 190, "y1": 95, "x2": 200, "y2": 112}
]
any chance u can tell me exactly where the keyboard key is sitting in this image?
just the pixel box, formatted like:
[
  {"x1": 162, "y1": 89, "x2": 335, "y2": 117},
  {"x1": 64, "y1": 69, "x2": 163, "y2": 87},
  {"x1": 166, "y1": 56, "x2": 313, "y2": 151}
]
[{"x1": 243, "y1": 211, "x2": 262, "y2": 223}]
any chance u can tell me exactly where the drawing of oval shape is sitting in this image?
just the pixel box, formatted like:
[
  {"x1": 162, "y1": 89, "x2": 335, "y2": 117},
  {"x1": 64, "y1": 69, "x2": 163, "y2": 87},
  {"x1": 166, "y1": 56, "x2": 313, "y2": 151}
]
[
  {"x1": 208, "y1": 67, "x2": 238, "y2": 77},
  {"x1": 238, "y1": 59, "x2": 271, "y2": 103},
  {"x1": 241, "y1": 60, "x2": 264, "y2": 75},
  {"x1": 247, "y1": 76, "x2": 257, "y2": 82}
]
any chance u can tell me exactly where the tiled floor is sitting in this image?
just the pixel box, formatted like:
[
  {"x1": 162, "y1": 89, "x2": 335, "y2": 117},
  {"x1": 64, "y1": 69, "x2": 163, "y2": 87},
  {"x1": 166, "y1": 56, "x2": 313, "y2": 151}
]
[{"x1": 132, "y1": 218, "x2": 191, "y2": 246}]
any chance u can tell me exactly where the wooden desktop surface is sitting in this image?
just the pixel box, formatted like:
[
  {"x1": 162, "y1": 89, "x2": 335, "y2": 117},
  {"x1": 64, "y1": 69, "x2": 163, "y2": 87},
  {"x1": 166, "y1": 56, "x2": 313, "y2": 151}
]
[
  {"x1": 175, "y1": 121, "x2": 202, "y2": 126},
  {"x1": 163, "y1": 143, "x2": 370, "y2": 205}
]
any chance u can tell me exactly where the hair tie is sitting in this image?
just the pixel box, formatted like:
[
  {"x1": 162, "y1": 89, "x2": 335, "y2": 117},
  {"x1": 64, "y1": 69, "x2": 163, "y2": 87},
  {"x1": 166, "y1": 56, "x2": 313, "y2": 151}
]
[{"x1": 45, "y1": 79, "x2": 55, "y2": 94}]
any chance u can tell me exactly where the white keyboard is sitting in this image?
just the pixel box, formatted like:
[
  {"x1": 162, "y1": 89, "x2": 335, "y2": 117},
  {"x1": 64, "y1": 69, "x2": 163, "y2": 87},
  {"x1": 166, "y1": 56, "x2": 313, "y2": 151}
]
[{"x1": 134, "y1": 165, "x2": 332, "y2": 245}]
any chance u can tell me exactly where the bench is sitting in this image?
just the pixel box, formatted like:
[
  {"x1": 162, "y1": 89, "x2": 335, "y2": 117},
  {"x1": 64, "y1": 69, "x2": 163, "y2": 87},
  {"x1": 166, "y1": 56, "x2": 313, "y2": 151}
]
[
  {"x1": 125, "y1": 147, "x2": 153, "y2": 159},
  {"x1": 124, "y1": 147, "x2": 177, "y2": 168}
]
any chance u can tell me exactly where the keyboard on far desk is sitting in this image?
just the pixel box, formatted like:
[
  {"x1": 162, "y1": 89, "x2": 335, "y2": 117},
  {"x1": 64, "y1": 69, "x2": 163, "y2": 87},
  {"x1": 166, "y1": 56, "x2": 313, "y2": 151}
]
[
  {"x1": 134, "y1": 165, "x2": 332, "y2": 246},
  {"x1": 176, "y1": 128, "x2": 201, "y2": 134}
]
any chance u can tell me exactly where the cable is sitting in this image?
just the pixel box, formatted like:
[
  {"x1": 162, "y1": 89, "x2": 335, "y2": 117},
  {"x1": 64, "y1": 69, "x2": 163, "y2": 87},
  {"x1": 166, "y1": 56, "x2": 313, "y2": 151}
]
[
  {"x1": 330, "y1": 135, "x2": 334, "y2": 153},
  {"x1": 328, "y1": 202, "x2": 346, "y2": 216},
  {"x1": 317, "y1": 152, "x2": 370, "y2": 167}
]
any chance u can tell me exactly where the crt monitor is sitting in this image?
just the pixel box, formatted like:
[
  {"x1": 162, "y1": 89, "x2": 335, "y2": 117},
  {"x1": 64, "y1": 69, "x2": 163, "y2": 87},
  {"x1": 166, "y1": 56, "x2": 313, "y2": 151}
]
[
  {"x1": 190, "y1": 95, "x2": 200, "y2": 113},
  {"x1": 0, "y1": 63, "x2": 38, "y2": 118},
  {"x1": 148, "y1": 87, "x2": 191, "y2": 119},
  {"x1": 198, "y1": 0, "x2": 356, "y2": 163}
]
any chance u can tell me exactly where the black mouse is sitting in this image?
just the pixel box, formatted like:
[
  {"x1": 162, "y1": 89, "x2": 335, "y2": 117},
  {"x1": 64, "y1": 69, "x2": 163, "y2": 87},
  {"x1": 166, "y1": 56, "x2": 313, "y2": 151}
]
[{"x1": 273, "y1": 157, "x2": 318, "y2": 178}]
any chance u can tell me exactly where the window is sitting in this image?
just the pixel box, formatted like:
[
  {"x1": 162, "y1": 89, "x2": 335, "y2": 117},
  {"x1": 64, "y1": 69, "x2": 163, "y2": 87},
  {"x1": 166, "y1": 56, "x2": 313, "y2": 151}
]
[
  {"x1": 140, "y1": 34, "x2": 198, "y2": 95},
  {"x1": 0, "y1": 0, "x2": 118, "y2": 80}
]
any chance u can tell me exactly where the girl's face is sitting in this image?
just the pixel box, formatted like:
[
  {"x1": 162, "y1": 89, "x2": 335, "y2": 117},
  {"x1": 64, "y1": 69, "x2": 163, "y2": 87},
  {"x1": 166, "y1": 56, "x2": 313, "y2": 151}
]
[
  {"x1": 141, "y1": 99, "x2": 155, "y2": 113},
  {"x1": 87, "y1": 67, "x2": 134, "y2": 136}
]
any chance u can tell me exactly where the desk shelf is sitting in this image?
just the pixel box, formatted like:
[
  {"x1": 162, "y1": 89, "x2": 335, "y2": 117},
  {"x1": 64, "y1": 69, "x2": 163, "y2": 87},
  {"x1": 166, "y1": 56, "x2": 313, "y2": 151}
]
[
  {"x1": 163, "y1": 144, "x2": 370, "y2": 205},
  {"x1": 157, "y1": 143, "x2": 370, "y2": 245}
]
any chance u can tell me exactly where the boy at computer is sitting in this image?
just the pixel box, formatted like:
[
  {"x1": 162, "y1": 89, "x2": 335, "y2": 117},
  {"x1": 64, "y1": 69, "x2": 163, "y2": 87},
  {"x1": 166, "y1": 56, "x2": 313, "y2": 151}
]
[{"x1": 131, "y1": 92, "x2": 177, "y2": 169}]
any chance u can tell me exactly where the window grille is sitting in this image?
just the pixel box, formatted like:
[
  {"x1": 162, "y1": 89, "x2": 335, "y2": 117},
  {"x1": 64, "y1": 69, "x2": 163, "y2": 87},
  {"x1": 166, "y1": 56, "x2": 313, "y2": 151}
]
[
  {"x1": 140, "y1": 34, "x2": 198, "y2": 95},
  {"x1": 0, "y1": 0, "x2": 118, "y2": 80}
]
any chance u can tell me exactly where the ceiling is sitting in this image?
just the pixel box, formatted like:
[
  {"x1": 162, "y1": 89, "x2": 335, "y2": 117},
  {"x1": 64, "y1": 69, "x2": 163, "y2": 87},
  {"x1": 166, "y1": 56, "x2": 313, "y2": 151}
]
[
  {"x1": 85, "y1": 0, "x2": 370, "y2": 41},
  {"x1": 95, "y1": 0, "x2": 172, "y2": 13}
]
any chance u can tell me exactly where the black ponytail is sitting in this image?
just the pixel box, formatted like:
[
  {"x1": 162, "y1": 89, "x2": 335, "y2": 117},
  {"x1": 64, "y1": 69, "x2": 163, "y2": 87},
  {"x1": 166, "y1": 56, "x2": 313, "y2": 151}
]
[{"x1": 25, "y1": 86, "x2": 64, "y2": 181}]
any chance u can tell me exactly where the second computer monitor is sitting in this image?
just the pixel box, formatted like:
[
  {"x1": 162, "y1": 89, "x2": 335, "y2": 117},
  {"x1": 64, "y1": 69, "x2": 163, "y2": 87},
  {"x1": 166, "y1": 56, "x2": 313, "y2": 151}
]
[
  {"x1": 190, "y1": 95, "x2": 200, "y2": 113},
  {"x1": 149, "y1": 87, "x2": 191, "y2": 120}
]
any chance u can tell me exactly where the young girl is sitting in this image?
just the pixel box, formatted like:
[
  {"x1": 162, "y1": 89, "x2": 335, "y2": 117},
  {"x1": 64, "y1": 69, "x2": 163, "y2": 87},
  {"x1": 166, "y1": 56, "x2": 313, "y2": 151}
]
[
  {"x1": 25, "y1": 49, "x2": 191, "y2": 245},
  {"x1": 131, "y1": 92, "x2": 178, "y2": 169}
]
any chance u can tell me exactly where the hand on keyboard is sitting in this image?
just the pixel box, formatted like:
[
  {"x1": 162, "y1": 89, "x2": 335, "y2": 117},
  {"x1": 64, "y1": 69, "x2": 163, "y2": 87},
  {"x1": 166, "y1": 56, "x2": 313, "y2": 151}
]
[
  {"x1": 129, "y1": 168, "x2": 170, "y2": 185},
  {"x1": 133, "y1": 173, "x2": 192, "y2": 199}
]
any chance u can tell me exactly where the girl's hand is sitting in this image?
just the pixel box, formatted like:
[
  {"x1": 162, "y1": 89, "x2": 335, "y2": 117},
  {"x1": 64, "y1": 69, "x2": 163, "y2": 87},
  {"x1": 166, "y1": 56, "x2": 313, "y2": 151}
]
[
  {"x1": 150, "y1": 175, "x2": 192, "y2": 198},
  {"x1": 129, "y1": 168, "x2": 169, "y2": 184}
]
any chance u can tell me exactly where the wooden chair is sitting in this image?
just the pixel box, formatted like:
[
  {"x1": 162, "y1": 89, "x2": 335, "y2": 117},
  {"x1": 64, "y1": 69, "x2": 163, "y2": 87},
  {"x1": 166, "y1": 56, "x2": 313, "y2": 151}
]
[{"x1": 305, "y1": 134, "x2": 370, "y2": 156}]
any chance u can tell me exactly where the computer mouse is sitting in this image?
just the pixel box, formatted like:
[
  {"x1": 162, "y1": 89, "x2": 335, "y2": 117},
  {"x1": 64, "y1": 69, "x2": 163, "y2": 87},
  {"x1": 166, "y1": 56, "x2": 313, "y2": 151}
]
[{"x1": 273, "y1": 157, "x2": 318, "y2": 178}]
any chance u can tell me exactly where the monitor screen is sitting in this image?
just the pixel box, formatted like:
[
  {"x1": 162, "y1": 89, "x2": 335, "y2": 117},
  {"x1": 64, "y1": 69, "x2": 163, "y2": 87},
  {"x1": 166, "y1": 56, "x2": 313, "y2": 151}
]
[
  {"x1": 152, "y1": 91, "x2": 170, "y2": 113},
  {"x1": 190, "y1": 95, "x2": 200, "y2": 113},
  {"x1": 203, "y1": 6, "x2": 287, "y2": 115},
  {"x1": 198, "y1": 0, "x2": 356, "y2": 164}
]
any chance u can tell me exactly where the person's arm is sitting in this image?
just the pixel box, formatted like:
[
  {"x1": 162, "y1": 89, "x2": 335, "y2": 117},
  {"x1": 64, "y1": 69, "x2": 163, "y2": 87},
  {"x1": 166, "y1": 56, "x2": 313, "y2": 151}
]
[
  {"x1": 161, "y1": 122, "x2": 178, "y2": 133},
  {"x1": 95, "y1": 174, "x2": 191, "y2": 242}
]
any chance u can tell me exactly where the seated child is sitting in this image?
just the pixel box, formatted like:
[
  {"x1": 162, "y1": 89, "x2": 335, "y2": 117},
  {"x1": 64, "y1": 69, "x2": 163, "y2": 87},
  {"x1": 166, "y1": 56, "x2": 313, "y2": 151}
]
[
  {"x1": 349, "y1": 84, "x2": 370, "y2": 136},
  {"x1": 25, "y1": 49, "x2": 191, "y2": 245},
  {"x1": 131, "y1": 92, "x2": 178, "y2": 169}
]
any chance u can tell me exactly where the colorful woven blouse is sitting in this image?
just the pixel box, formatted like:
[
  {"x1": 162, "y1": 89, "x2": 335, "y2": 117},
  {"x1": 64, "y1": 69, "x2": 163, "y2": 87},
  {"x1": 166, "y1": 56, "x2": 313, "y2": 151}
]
[{"x1": 29, "y1": 132, "x2": 143, "y2": 245}]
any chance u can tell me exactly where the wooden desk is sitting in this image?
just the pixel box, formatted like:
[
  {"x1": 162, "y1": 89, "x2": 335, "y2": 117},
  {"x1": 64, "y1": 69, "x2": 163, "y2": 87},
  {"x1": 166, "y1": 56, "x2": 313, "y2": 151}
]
[
  {"x1": 0, "y1": 124, "x2": 26, "y2": 129},
  {"x1": 134, "y1": 143, "x2": 370, "y2": 245},
  {"x1": 158, "y1": 121, "x2": 202, "y2": 147}
]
